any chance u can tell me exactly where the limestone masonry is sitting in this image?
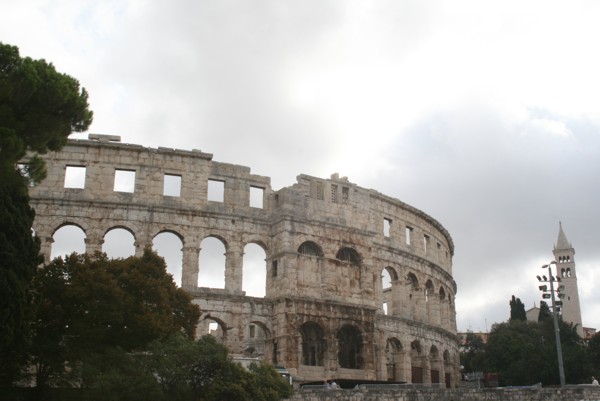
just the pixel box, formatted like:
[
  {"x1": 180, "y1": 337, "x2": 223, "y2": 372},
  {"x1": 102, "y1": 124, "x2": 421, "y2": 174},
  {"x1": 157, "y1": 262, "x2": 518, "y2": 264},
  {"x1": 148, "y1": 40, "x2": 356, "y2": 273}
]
[{"x1": 28, "y1": 135, "x2": 460, "y2": 387}]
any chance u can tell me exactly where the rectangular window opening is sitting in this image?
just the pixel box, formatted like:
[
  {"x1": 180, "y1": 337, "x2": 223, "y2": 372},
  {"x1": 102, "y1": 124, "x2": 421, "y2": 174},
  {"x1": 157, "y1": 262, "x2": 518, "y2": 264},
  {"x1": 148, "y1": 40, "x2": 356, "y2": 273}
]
[
  {"x1": 163, "y1": 174, "x2": 182, "y2": 197},
  {"x1": 424, "y1": 235, "x2": 430, "y2": 254},
  {"x1": 316, "y1": 182, "x2": 324, "y2": 200},
  {"x1": 114, "y1": 169, "x2": 135, "y2": 193},
  {"x1": 250, "y1": 186, "x2": 264, "y2": 208},
  {"x1": 65, "y1": 165, "x2": 86, "y2": 189},
  {"x1": 383, "y1": 218, "x2": 392, "y2": 237},
  {"x1": 405, "y1": 226, "x2": 413, "y2": 245},
  {"x1": 342, "y1": 186, "x2": 349, "y2": 203},
  {"x1": 272, "y1": 260, "x2": 278, "y2": 277},
  {"x1": 331, "y1": 184, "x2": 338, "y2": 203},
  {"x1": 207, "y1": 179, "x2": 225, "y2": 202}
]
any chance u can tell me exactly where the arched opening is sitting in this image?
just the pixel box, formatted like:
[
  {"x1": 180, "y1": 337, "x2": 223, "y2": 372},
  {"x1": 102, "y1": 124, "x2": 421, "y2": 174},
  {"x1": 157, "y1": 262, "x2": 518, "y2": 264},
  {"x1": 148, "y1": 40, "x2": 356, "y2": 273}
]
[
  {"x1": 439, "y1": 287, "x2": 449, "y2": 328},
  {"x1": 102, "y1": 227, "x2": 135, "y2": 258},
  {"x1": 337, "y1": 324, "x2": 363, "y2": 369},
  {"x1": 425, "y1": 280, "x2": 439, "y2": 325},
  {"x1": 197, "y1": 316, "x2": 227, "y2": 344},
  {"x1": 152, "y1": 231, "x2": 183, "y2": 287},
  {"x1": 443, "y1": 350, "x2": 453, "y2": 388},
  {"x1": 51, "y1": 224, "x2": 86, "y2": 259},
  {"x1": 198, "y1": 236, "x2": 226, "y2": 288},
  {"x1": 381, "y1": 267, "x2": 396, "y2": 315},
  {"x1": 385, "y1": 338, "x2": 403, "y2": 382},
  {"x1": 298, "y1": 241, "x2": 324, "y2": 257},
  {"x1": 336, "y1": 247, "x2": 361, "y2": 265},
  {"x1": 406, "y1": 273, "x2": 420, "y2": 320},
  {"x1": 243, "y1": 243, "x2": 266, "y2": 297},
  {"x1": 430, "y1": 345, "x2": 441, "y2": 384},
  {"x1": 300, "y1": 322, "x2": 325, "y2": 366},
  {"x1": 243, "y1": 321, "x2": 270, "y2": 358},
  {"x1": 410, "y1": 340, "x2": 423, "y2": 383}
]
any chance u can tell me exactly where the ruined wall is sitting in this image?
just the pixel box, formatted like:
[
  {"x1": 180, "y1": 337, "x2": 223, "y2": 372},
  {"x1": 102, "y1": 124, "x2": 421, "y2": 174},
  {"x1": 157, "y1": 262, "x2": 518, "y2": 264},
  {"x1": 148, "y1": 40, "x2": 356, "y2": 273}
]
[
  {"x1": 289, "y1": 386, "x2": 600, "y2": 401},
  {"x1": 28, "y1": 136, "x2": 459, "y2": 386}
]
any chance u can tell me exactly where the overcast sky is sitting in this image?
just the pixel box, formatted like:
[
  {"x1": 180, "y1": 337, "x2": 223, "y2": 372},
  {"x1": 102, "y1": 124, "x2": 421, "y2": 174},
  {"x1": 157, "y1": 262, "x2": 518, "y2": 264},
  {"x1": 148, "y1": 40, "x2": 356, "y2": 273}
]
[{"x1": 3, "y1": 0, "x2": 600, "y2": 333}]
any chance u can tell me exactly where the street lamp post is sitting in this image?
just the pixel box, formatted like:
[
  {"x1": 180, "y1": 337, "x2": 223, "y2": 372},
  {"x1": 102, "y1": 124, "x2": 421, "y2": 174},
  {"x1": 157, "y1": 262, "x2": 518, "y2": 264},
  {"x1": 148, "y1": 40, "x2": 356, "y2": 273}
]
[{"x1": 538, "y1": 261, "x2": 566, "y2": 386}]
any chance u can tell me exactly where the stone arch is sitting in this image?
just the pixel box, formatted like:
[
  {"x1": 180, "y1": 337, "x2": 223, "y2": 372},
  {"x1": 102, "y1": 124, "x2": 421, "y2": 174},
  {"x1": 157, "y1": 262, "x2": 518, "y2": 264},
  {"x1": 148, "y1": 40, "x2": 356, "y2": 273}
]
[
  {"x1": 197, "y1": 314, "x2": 228, "y2": 344},
  {"x1": 425, "y1": 280, "x2": 439, "y2": 325},
  {"x1": 336, "y1": 324, "x2": 363, "y2": 369},
  {"x1": 410, "y1": 340, "x2": 424, "y2": 383},
  {"x1": 50, "y1": 223, "x2": 87, "y2": 260},
  {"x1": 102, "y1": 226, "x2": 136, "y2": 258},
  {"x1": 243, "y1": 242, "x2": 267, "y2": 297},
  {"x1": 300, "y1": 321, "x2": 325, "y2": 366},
  {"x1": 385, "y1": 337, "x2": 404, "y2": 382},
  {"x1": 244, "y1": 320, "x2": 271, "y2": 358},
  {"x1": 381, "y1": 266, "x2": 398, "y2": 316},
  {"x1": 152, "y1": 230, "x2": 184, "y2": 287},
  {"x1": 439, "y1": 286, "x2": 449, "y2": 328},
  {"x1": 298, "y1": 241, "x2": 324, "y2": 257},
  {"x1": 430, "y1": 345, "x2": 442, "y2": 384},
  {"x1": 52, "y1": 220, "x2": 88, "y2": 236},
  {"x1": 443, "y1": 350, "x2": 453, "y2": 388},
  {"x1": 406, "y1": 272, "x2": 420, "y2": 320},
  {"x1": 198, "y1": 235, "x2": 227, "y2": 288},
  {"x1": 336, "y1": 247, "x2": 362, "y2": 265}
]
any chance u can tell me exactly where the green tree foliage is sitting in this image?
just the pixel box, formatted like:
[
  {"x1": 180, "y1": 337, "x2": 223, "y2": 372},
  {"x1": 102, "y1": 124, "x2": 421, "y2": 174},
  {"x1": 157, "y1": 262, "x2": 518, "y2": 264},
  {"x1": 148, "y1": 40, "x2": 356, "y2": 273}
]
[
  {"x1": 588, "y1": 332, "x2": 600, "y2": 375},
  {"x1": 538, "y1": 301, "x2": 552, "y2": 322},
  {"x1": 0, "y1": 170, "x2": 42, "y2": 385},
  {"x1": 75, "y1": 347, "x2": 163, "y2": 401},
  {"x1": 30, "y1": 249, "x2": 200, "y2": 387},
  {"x1": 247, "y1": 360, "x2": 294, "y2": 401},
  {"x1": 141, "y1": 334, "x2": 293, "y2": 401},
  {"x1": 0, "y1": 42, "x2": 92, "y2": 386},
  {"x1": 484, "y1": 319, "x2": 590, "y2": 386},
  {"x1": 460, "y1": 331, "x2": 486, "y2": 372},
  {"x1": 0, "y1": 42, "x2": 93, "y2": 182},
  {"x1": 509, "y1": 295, "x2": 527, "y2": 321}
]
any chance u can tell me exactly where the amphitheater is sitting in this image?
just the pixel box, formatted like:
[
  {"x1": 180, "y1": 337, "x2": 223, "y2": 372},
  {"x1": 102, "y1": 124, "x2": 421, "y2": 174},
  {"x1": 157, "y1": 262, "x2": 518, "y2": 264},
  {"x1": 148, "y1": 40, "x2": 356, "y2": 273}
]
[{"x1": 28, "y1": 134, "x2": 460, "y2": 387}]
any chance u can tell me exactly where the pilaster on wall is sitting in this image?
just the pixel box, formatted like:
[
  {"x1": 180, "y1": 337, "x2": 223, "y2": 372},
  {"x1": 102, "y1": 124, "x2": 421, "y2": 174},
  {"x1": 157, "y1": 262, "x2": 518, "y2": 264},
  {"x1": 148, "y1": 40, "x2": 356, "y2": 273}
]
[
  {"x1": 84, "y1": 231, "x2": 104, "y2": 255},
  {"x1": 40, "y1": 237, "x2": 54, "y2": 264},
  {"x1": 182, "y1": 245, "x2": 200, "y2": 289},
  {"x1": 225, "y1": 243, "x2": 244, "y2": 293}
]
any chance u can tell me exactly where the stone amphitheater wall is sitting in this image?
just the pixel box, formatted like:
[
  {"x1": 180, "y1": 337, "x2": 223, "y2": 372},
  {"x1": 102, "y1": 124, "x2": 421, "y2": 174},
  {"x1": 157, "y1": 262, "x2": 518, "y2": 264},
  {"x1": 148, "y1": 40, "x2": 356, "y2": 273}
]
[{"x1": 27, "y1": 136, "x2": 460, "y2": 386}]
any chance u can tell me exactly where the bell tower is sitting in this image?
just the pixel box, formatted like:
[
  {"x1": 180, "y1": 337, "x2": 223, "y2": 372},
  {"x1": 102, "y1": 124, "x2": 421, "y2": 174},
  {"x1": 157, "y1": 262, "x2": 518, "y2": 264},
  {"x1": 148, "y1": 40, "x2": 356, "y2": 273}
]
[{"x1": 552, "y1": 222, "x2": 583, "y2": 337}]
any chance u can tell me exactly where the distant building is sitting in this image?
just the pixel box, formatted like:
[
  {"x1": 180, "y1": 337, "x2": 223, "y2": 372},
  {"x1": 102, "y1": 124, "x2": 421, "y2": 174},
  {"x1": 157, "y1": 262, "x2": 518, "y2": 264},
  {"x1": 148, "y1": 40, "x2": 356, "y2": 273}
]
[
  {"x1": 552, "y1": 222, "x2": 584, "y2": 338},
  {"x1": 526, "y1": 304, "x2": 539, "y2": 322}
]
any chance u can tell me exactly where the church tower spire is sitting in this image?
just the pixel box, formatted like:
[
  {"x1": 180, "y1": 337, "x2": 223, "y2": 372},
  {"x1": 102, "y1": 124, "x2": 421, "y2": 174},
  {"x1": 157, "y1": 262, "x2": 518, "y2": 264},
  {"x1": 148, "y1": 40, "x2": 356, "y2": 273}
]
[{"x1": 552, "y1": 222, "x2": 583, "y2": 337}]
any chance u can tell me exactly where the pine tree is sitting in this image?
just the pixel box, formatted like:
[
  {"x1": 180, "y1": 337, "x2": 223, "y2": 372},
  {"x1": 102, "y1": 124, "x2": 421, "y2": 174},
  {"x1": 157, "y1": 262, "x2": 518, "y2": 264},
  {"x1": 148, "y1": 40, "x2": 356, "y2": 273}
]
[{"x1": 0, "y1": 42, "x2": 92, "y2": 385}]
